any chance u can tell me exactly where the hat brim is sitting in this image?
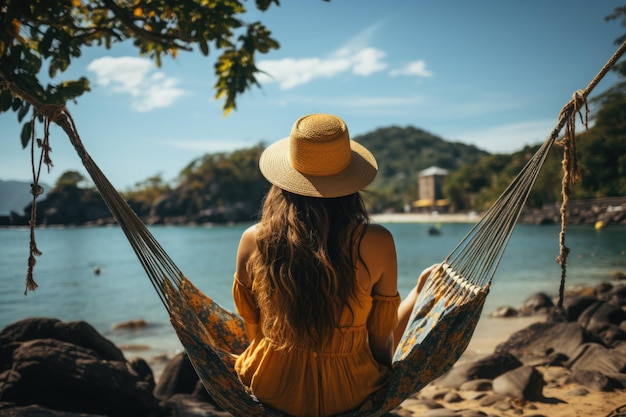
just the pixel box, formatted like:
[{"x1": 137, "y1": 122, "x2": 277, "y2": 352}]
[{"x1": 259, "y1": 137, "x2": 378, "y2": 198}]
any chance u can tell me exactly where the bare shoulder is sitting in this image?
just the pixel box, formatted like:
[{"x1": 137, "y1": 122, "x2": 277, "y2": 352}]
[
  {"x1": 358, "y1": 223, "x2": 397, "y2": 294},
  {"x1": 241, "y1": 223, "x2": 258, "y2": 242},
  {"x1": 361, "y1": 224, "x2": 396, "y2": 258},
  {"x1": 235, "y1": 224, "x2": 259, "y2": 286},
  {"x1": 361, "y1": 223, "x2": 395, "y2": 247}
]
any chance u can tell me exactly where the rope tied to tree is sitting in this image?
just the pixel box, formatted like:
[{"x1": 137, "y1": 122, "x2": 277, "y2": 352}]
[
  {"x1": 553, "y1": 90, "x2": 588, "y2": 313},
  {"x1": 24, "y1": 104, "x2": 67, "y2": 294}
]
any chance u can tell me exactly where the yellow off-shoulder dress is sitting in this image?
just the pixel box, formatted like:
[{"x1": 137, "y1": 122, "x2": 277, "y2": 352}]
[{"x1": 232, "y1": 277, "x2": 401, "y2": 417}]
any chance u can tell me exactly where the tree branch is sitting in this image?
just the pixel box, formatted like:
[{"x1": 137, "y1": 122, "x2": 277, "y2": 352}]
[{"x1": 101, "y1": 0, "x2": 192, "y2": 51}]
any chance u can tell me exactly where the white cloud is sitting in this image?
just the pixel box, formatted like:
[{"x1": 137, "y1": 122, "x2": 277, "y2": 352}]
[
  {"x1": 453, "y1": 120, "x2": 557, "y2": 153},
  {"x1": 257, "y1": 47, "x2": 388, "y2": 90},
  {"x1": 350, "y1": 48, "x2": 387, "y2": 76},
  {"x1": 257, "y1": 22, "x2": 391, "y2": 90},
  {"x1": 87, "y1": 56, "x2": 187, "y2": 112},
  {"x1": 390, "y1": 60, "x2": 433, "y2": 78}
]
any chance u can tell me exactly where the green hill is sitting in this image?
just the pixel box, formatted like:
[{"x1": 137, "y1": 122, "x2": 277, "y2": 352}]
[{"x1": 356, "y1": 126, "x2": 489, "y2": 211}]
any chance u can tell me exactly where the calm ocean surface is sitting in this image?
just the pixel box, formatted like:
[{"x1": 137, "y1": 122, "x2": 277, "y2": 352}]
[{"x1": 1, "y1": 222, "x2": 625, "y2": 362}]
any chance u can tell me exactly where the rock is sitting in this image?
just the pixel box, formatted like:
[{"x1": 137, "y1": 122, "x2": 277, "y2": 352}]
[
  {"x1": 561, "y1": 295, "x2": 597, "y2": 321},
  {"x1": 612, "y1": 271, "x2": 626, "y2": 281},
  {"x1": 477, "y1": 393, "x2": 507, "y2": 406},
  {"x1": 442, "y1": 391, "x2": 463, "y2": 403},
  {"x1": 0, "y1": 317, "x2": 125, "y2": 362},
  {"x1": 607, "y1": 372, "x2": 626, "y2": 389},
  {"x1": 435, "y1": 352, "x2": 522, "y2": 389},
  {"x1": 568, "y1": 369, "x2": 612, "y2": 391},
  {"x1": 153, "y1": 352, "x2": 217, "y2": 407},
  {"x1": 519, "y1": 293, "x2": 554, "y2": 316},
  {"x1": 595, "y1": 282, "x2": 614, "y2": 297},
  {"x1": 599, "y1": 324, "x2": 626, "y2": 346},
  {"x1": 0, "y1": 403, "x2": 101, "y2": 416},
  {"x1": 154, "y1": 352, "x2": 199, "y2": 400},
  {"x1": 495, "y1": 321, "x2": 587, "y2": 365},
  {"x1": 492, "y1": 366, "x2": 545, "y2": 400},
  {"x1": 458, "y1": 379, "x2": 492, "y2": 392},
  {"x1": 411, "y1": 397, "x2": 443, "y2": 409},
  {"x1": 0, "y1": 338, "x2": 158, "y2": 416},
  {"x1": 159, "y1": 394, "x2": 231, "y2": 417},
  {"x1": 567, "y1": 343, "x2": 626, "y2": 375},
  {"x1": 578, "y1": 301, "x2": 626, "y2": 333},
  {"x1": 112, "y1": 319, "x2": 149, "y2": 330},
  {"x1": 541, "y1": 366, "x2": 570, "y2": 386},
  {"x1": 489, "y1": 306, "x2": 518, "y2": 318}
]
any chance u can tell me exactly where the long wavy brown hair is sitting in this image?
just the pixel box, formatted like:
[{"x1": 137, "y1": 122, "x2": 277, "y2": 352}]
[{"x1": 248, "y1": 185, "x2": 370, "y2": 350}]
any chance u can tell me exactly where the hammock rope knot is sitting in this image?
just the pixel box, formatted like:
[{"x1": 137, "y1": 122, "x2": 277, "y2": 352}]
[{"x1": 553, "y1": 88, "x2": 589, "y2": 312}]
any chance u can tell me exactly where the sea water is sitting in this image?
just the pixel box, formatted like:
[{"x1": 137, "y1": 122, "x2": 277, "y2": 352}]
[{"x1": 1, "y1": 222, "x2": 624, "y2": 366}]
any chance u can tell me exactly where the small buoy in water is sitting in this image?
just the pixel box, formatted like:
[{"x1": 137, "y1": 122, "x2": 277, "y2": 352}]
[{"x1": 594, "y1": 220, "x2": 605, "y2": 230}]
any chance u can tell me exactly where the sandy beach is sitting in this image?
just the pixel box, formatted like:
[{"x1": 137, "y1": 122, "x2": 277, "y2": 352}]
[{"x1": 371, "y1": 212, "x2": 482, "y2": 224}]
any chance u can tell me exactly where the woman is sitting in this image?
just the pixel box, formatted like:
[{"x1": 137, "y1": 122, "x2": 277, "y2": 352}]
[{"x1": 233, "y1": 114, "x2": 434, "y2": 416}]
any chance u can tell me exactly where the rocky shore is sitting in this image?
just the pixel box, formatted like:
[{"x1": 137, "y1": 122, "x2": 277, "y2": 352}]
[
  {"x1": 1, "y1": 279, "x2": 625, "y2": 417},
  {"x1": 3, "y1": 197, "x2": 626, "y2": 228}
]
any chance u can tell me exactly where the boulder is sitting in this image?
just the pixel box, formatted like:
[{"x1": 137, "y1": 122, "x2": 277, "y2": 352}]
[
  {"x1": 0, "y1": 338, "x2": 157, "y2": 416},
  {"x1": 154, "y1": 352, "x2": 199, "y2": 400},
  {"x1": 0, "y1": 318, "x2": 159, "y2": 417},
  {"x1": 519, "y1": 293, "x2": 554, "y2": 316},
  {"x1": 434, "y1": 352, "x2": 521, "y2": 389},
  {"x1": 0, "y1": 317, "x2": 124, "y2": 362},
  {"x1": 578, "y1": 301, "x2": 626, "y2": 334},
  {"x1": 561, "y1": 295, "x2": 597, "y2": 321},
  {"x1": 566, "y1": 343, "x2": 626, "y2": 375},
  {"x1": 492, "y1": 366, "x2": 545, "y2": 400},
  {"x1": 495, "y1": 321, "x2": 587, "y2": 364},
  {"x1": 568, "y1": 369, "x2": 612, "y2": 392}
]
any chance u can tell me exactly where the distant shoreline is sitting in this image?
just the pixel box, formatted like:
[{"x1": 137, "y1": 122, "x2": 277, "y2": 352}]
[{"x1": 371, "y1": 212, "x2": 481, "y2": 224}]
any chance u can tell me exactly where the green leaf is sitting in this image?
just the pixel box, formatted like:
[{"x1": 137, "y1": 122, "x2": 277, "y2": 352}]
[
  {"x1": 199, "y1": 38, "x2": 209, "y2": 56},
  {"x1": 0, "y1": 90, "x2": 12, "y2": 112},
  {"x1": 11, "y1": 97, "x2": 22, "y2": 111},
  {"x1": 20, "y1": 122, "x2": 32, "y2": 149},
  {"x1": 39, "y1": 28, "x2": 55, "y2": 56},
  {"x1": 17, "y1": 102, "x2": 31, "y2": 122}
]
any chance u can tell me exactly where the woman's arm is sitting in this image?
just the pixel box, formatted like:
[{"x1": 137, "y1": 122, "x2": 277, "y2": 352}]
[
  {"x1": 234, "y1": 225, "x2": 261, "y2": 342},
  {"x1": 369, "y1": 333, "x2": 394, "y2": 367},
  {"x1": 362, "y1": 224, "x2": 398, "y2": 367}
]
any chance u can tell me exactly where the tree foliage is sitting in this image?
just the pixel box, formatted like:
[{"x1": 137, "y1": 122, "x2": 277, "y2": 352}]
[
  {"x1": 0, "y1": 0, "x2": 283, "y2": 147},
  {"x1": 443, "y1": 91, "x2": 626, "y2": 212}
]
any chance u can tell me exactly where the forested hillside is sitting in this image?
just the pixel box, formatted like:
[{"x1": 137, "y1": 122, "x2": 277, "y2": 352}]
[
  {"x1": 357, "y1": 126, "x2": 488, "y2": 211},
  {"x1": 444, "y1": 93, "x2": 626, "y2": 211}
]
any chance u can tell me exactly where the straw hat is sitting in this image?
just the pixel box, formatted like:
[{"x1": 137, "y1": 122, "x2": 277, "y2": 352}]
[{"x1": 259, "y1": 114, "x2": 378, "y2": 198}]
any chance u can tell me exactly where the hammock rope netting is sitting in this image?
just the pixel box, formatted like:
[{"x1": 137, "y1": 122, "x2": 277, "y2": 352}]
[{"x1": 5, "y1": 39, "x2": 625, "y2": 417}]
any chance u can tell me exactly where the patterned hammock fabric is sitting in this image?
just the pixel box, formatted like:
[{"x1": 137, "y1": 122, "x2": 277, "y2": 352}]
[{"x1": 164, "y1": 266, "x2": 488, "y2": 417}]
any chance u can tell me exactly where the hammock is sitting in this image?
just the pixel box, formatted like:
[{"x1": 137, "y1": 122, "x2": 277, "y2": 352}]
[{"x1": 7, "y1": 40, "x2": 625, "y2": 417}]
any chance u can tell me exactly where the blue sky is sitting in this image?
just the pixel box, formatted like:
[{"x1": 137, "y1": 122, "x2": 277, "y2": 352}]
[{"x1": 1, "y1": 1, "x2": 623, "y2": 190}]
